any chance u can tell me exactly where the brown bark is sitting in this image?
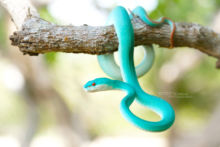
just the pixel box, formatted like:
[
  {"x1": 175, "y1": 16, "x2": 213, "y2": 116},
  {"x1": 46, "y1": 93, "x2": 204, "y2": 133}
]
[{"x1": 9, "y1": 16, "x2": 220, "y2": 62}]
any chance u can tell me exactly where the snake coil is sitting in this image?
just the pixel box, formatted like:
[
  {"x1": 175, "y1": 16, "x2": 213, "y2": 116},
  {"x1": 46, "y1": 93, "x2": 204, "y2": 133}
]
[{"x1": 84, "y1": 6, "x2": 175, "y2": 132}]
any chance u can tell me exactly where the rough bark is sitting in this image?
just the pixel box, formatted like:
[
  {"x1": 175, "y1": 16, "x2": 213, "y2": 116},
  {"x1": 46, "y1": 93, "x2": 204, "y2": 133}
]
[
  {"x1": 2, "y1": 0, "x2": 220, "y2": 66},
  {"x1": 9, "y1": 16, "x2": 220, "y2": 60}
]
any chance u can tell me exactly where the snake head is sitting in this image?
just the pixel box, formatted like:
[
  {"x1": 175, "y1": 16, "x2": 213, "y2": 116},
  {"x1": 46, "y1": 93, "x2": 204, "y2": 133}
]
[{"x1": 83, "y1": 78, "x2": 113, "y2": 92}]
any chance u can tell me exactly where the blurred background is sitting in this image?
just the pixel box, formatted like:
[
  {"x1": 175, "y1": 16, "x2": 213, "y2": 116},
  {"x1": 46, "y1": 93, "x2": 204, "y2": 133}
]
[{"x1": 0, "y1": 0, "x2": 220, "y2": 147}]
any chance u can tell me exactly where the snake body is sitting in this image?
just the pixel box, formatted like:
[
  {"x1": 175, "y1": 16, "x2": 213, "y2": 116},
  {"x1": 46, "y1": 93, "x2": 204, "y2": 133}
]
[
  {"x1": 98, "y1": 45, "x2": 155, "y2": 80},
  {"x1": 98, "y1": 6, "x2": 175, "y2": 80},
  {"x1": 84, "y1": 6, "x2": 175, "y2": 132}
]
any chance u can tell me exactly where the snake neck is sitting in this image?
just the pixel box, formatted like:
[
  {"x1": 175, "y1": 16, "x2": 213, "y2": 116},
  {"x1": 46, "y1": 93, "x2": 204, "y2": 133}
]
[
  {"x1": 111, "y1": 80, "x2": 136, "y2": 107},
  {"x1": 111, "y1": 80, "x2": 135, "y2": 95}
]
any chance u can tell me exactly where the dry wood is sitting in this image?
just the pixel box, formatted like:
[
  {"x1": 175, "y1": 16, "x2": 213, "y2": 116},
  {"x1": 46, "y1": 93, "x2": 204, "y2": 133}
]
[
  {"x1": 9, "y1": 16, "x2": 220, "y2": 61},
  {"x1": 1, "y1": 0, "x2": 220, "y2": 67}
]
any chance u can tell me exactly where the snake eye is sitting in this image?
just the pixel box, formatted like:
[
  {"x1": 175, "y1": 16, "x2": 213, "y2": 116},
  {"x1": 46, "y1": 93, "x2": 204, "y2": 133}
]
[{"x1": 92, "y1": 83, "x2": 96, "y2": 86}]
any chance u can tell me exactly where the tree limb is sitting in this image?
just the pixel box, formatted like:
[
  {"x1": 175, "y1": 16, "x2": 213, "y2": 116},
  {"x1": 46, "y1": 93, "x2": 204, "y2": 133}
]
[
  {"x1": 1, "y1": 0, "x2": 220, "y2": 66},
  {"x1": 9, "y1": 16, "x2": 220, "y2": 60}
]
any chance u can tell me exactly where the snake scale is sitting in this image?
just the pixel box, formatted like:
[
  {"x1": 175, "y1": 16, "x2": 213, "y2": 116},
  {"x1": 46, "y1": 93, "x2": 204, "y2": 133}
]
[{"x1": 84, "y1": 6, "x2": 175, "y2": 132}]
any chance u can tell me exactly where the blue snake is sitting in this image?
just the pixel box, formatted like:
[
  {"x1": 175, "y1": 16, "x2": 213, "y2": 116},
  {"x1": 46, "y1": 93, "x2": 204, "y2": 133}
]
[
  {"x1": 98, "y1": 45, "x2": 155, "y2": 80},
  {"x1": 84, "y1": 6, "x2": 175, "y2": 132},
  {"x1": 98, "y1": 6, "x2": 175, "y2": 80}
]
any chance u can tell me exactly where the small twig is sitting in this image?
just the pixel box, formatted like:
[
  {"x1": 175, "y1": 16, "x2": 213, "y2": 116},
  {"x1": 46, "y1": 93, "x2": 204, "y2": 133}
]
[{"x1": 27, "y1": 7, "x2": 32, "y2": 18}]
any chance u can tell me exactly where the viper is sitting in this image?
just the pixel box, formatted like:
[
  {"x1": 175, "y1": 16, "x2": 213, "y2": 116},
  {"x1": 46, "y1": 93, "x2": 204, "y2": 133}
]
[{"x1": 84, "y1": 6, "x2": 175, "y2": 132}]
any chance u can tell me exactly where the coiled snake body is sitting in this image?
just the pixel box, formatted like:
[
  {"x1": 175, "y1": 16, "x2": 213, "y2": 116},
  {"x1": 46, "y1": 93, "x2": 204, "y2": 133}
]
[{"x1": 84, "y1": 6, "x2": 175, "y2": 132}]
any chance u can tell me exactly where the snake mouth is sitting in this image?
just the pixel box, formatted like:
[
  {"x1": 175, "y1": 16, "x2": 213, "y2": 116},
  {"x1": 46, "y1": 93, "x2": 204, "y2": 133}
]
[
  {"x1": 84, "y1": 84, "x2": 112, "y2": 92},
  {"x1": 83, "y1": 86, "x2": 98, "y2": 92}
]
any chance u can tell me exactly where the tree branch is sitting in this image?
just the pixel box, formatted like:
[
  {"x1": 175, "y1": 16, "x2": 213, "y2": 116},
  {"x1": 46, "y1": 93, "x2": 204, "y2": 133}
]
[
  {"x1": 9, "y1": 16, "x2": 220, "y2": 60},
  {"x1": 1, "y1": 0, "x2": 220, "y2": 66}
]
